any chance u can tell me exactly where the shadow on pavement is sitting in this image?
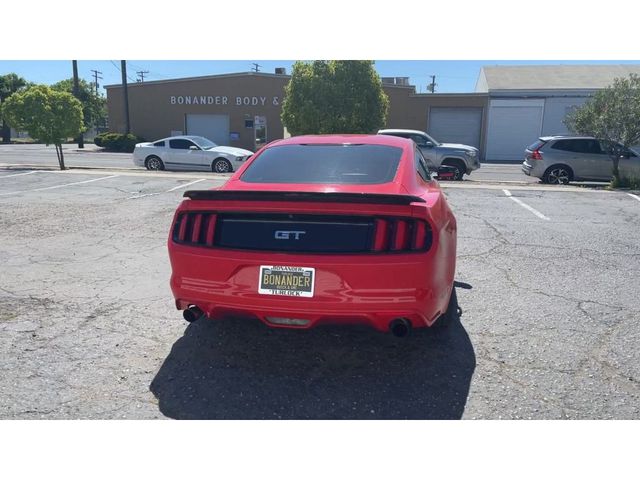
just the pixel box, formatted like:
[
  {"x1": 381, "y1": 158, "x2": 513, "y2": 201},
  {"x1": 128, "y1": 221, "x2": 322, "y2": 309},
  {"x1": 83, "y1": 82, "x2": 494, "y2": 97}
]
[{"x1": 150, "y1": 298, "x2": 476, "y2": 420}]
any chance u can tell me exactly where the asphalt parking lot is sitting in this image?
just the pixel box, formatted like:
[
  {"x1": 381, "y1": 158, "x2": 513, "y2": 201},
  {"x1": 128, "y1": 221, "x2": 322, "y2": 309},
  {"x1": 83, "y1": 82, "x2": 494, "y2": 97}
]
[{"x1": 1, "y1": 167, "x2": 639, "y2": 419}]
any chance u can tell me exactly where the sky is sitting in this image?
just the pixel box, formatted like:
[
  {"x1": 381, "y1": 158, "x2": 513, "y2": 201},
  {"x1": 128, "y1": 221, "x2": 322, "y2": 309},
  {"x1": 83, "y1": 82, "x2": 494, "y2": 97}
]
[{"x1": 3, "y1": 60, "x2": 640, "y2": 96}]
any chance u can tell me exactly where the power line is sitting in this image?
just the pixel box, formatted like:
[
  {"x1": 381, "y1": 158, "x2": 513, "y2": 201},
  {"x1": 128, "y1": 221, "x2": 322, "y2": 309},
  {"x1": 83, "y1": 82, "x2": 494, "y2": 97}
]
[
  {"x1": 110, "y1": 60, "x2": 135, "y2": 83},
  {"x1": 251, "y1": 63, "x2": 261, "y2": 72},
  {"x1": 136, "y1": 70, "x2": 149, "y2": 82}
]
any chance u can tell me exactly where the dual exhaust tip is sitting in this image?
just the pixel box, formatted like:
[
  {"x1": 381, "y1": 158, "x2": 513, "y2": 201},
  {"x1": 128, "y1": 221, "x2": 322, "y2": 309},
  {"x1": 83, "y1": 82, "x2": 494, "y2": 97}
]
[
  {"x1": 389, "y1": 318, "x2": 412, "y2": 338},
  {"x1": 183, "y1": 305, "x2": 204, "y2": 323},
  {"x1": 183, "y1": 307, "x2": 412, "y2": 338}
]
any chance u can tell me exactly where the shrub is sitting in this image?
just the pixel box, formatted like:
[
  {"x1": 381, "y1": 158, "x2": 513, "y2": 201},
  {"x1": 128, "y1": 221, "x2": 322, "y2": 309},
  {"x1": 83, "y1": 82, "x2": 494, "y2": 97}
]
[
  {"x1": 611, "y1": 175, "x2": 640, "y2": 190},
  {"x1": 97, "y1": 132, "x2": 145, "y2": 152},
  {"x1": 93, "y1": 132, "x2": 108, "y2": 147}
]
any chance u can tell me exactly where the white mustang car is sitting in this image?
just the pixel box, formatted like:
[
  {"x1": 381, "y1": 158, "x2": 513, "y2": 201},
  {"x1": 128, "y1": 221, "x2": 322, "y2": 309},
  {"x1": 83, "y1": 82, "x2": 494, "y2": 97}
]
[{"x1": 132, "y1": 135, "x2": 254, "y2": 173}]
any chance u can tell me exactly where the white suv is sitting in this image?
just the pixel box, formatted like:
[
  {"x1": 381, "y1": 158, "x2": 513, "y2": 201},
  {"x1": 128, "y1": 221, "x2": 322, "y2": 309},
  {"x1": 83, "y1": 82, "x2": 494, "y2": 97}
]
[{"x1": 378, "y1": 129, "x2": 481, "y2": 181}]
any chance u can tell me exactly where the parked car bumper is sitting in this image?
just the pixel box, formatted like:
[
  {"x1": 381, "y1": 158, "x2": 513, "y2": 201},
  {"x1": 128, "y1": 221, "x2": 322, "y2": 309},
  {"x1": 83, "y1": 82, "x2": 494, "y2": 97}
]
[
  {"x1": 467, "y1": 158, "x2": 481, "y2": 173},
  {"x1": 522, "y1": 159, "x2": 545, "y2": 178},
  {"x1": 169, "y1": 244, "x2": 455, "y2": 332}
]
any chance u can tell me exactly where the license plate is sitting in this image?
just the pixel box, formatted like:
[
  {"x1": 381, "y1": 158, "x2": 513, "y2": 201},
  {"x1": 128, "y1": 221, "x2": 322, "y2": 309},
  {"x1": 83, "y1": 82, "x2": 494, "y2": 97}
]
[{"x1": 258, "y1": 265, "x2": 315, "y2": 298}]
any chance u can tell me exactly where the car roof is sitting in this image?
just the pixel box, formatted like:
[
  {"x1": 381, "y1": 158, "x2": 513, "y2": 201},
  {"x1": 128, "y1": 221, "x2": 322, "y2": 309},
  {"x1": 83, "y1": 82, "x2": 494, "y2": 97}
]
[
  {"x1": 156, "y1": 135, "x2": 211, "y2": 142},
  {"x1": 378, "y1": 128, "x2": 426, "y2": 136},
  {"x1": 268, "y1": 134, "x2": 412, "y2": 148},
  {"x1": 540, "y1": 135, "x2": 596, "y2": 141}
]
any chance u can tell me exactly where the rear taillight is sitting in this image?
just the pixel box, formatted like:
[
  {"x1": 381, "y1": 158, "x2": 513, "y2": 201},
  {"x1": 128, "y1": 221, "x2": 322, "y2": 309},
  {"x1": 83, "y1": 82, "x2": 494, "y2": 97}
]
[
  {"x1": 530, "y1": 149, "x2": 543, "y2": 160},
  {"x1": 174, "y1": 212, "x2": 217, "y2": 246},
  {"x1": 173, "y1": 213, "x2": 431, "y2": 253},
  {"x1": 372, "y1": 218, "x2": 432, "y2": 253}
]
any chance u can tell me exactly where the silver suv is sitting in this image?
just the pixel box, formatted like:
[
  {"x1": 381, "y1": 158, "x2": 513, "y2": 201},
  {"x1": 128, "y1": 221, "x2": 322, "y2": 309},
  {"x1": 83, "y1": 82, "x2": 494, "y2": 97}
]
[
  {"x1": 378, "y1": 129, "x2": 480, "y2": 180},
  {"x1": 522, "y1": 135, "x2": 640, "y2": 184}
]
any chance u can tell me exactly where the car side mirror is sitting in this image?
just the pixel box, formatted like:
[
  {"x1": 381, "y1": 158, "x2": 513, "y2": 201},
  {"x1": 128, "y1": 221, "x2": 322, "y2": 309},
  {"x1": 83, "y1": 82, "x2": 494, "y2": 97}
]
[{"x1": 189, "y1": 145, "x2": 199, "y2": 150}]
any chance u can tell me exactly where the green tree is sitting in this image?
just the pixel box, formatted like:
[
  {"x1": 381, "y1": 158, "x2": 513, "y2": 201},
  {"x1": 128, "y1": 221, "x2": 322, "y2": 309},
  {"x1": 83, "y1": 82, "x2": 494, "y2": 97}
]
[
  {"x1": 0, "y1": 73, "x2": 28, "y2": 143},
  {"x1": 565, "y1": 73, "x2": 640, "y2": 182},
  {"x1": 281, "y1": 60, "x2": 389, "y2": 135},
  {"x1": 1, "y1": 85, "x2": 84, "y2": 170},
  {"x1": 52, "y1": 78, "x2": 107, "y2": 134}
]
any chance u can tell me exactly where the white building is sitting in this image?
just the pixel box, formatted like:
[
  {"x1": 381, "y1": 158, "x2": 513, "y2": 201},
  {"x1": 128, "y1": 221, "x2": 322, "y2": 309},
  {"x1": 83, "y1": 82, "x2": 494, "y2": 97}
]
[{"x1": 476, "y1": 65, "x2": 640, "y2": 161}]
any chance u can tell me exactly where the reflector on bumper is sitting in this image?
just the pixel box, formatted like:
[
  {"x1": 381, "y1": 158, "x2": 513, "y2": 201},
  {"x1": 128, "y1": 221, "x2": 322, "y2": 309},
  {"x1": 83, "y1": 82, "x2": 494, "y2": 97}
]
[{"x1": 265, "y1": 317, "x2": 311, "y2": 326}]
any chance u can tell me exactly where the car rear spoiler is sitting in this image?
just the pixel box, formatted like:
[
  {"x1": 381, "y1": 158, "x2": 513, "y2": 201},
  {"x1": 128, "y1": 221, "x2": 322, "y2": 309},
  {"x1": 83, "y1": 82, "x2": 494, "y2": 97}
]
[{"x1": 183, "y1": 190, "x2": 425, "y2": 205}]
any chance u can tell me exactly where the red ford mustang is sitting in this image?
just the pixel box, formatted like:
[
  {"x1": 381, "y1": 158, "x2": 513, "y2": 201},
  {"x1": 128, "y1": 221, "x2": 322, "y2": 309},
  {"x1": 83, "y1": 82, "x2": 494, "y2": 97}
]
[{"x1": 168, "y1": 134, "x2": 457, "y2": 337}]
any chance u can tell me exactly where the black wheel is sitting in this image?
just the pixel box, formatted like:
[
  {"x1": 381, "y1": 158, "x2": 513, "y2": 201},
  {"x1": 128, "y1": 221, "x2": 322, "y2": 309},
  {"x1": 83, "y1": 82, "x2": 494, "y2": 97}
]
[
  {"x1": 212, "y1": 158, "x2": 232, "y2": 173},
  {"x1": 442, "y1": 159, "x2": 465, "y2": 181},
  {"x1": 432, "y1": 287, "x2": 459, "y2": 329},
  {"x1": 542, "y1": 165, "x2": 572, "y2": 185},
  {"x1": 146, "y1": 156, "x2": 164, "y2": 171}
]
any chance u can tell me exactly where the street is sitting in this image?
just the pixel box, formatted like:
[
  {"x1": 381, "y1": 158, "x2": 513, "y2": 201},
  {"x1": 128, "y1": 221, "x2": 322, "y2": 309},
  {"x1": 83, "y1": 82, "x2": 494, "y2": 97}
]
[{"x1": 0, "y1": 164, "x2": 638, "y2": 419}]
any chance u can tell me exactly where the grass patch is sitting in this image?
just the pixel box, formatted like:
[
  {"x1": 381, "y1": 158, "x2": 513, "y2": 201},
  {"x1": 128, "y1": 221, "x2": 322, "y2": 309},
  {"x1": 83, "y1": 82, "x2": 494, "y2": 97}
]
[{"x1": 611, "y1": 175, "x2": 640, "y2": 190}]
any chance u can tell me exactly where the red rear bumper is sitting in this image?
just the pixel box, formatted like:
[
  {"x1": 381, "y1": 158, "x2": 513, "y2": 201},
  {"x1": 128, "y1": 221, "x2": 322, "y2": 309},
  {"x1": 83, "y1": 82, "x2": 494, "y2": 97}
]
[{"x1": 169, "y1": 243, "x2": 454, "y2": 332}]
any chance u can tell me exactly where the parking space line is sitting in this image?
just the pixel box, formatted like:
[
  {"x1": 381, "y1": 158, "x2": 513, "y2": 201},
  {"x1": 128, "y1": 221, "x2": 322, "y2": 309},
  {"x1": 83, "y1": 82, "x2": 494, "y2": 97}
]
[
  {"x1": 0, "y1": 171, "x2": 36, "y2": 178},
  {"x1": 166, "y1": 179, "x2": 207, "y2": 192},
  {"x1": 127, "y1": 192, "x2": 159, "y2": 200},
  {"x1": 0, "y1": 175, "x2": 119, "y2": 196},
  {"x1": 628, "y1": 193, "x2": 640, "y2": 203},
  {"x1": 503, "y1": 189, "x2": 550, "y2": 220},
  {"x1": 127, "y1": 178, "x2": 207, "y2": 199}
]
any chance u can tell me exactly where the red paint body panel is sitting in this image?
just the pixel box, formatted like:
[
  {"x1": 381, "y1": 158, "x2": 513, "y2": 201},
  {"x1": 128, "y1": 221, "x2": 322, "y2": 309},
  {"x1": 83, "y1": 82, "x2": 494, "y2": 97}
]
[{"x1": 167, "y1": 134, "x2": 457, "y2": 332}]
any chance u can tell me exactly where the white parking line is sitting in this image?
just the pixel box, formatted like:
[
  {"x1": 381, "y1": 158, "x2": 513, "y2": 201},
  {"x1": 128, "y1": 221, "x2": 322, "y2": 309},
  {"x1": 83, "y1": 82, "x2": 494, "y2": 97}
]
[
  {"x1": 503, "y1": 189, "x2": 550, "y2": 220},
  {"x1": 0, "y1": 175, "x2": 119, "y2": 196},
  {"x1": 166, "y1": 178, "x2": 207, "y2": 192},
  {"x1": 0, "y1": 171, "x2": 36, "y2": 178},
  {"x1": 628, "y1": 193, "x2": 640, "y2": 203},
  {"x1": 127, "y1": 192, "x2": 159, "y2": 200},
  {"x1": 127, "y1": 178, "x2": 207, "y2": 199}
]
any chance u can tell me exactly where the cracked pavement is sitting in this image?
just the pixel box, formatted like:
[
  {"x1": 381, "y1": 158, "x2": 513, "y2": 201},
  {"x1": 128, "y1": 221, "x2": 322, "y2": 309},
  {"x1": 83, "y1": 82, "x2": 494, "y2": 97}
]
[{"x1": 0, "y1": 170, "x2": 639, "y2": 419}]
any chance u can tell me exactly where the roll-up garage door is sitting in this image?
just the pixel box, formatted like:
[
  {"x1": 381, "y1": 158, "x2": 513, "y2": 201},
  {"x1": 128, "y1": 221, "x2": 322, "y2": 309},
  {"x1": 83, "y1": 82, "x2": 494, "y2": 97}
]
[
  {"x1": 185, "y1": 114, "x2": 230, "y2": 145},
  {"x1": 428, "y1": 107, "x2": 483, "y2": 149},
  {"x1": 485, "y1": 99, "x2": 544, "y2": 161}
]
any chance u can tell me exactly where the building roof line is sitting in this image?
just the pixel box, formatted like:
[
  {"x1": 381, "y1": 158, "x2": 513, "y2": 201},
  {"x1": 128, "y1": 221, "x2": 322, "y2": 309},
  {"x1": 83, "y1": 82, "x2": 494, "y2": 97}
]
[{"x1": 104, "y1": 71, "x2": 291, "y2": 89}]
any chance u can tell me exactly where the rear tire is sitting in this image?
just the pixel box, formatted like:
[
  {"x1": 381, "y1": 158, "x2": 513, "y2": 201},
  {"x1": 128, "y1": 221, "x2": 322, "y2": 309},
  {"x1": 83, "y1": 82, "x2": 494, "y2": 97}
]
[
  {"x1": 146, "y1": 155, "x2": 164, "y2": 171},
  {"x1": 213, "y1": 158, "x2": 232, "y2": 173},
  {"x1": 441, "y1": 159, "x2": 466, "y2": 181},
  {"x1": 542, "y1": 164, "x2": 573, "y2": 185}
]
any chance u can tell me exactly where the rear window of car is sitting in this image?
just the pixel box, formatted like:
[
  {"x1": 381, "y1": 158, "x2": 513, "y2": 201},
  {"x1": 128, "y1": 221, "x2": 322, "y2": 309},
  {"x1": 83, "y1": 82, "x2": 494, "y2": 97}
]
[
  {"x1": 241, "y1": 144, "x2": 403, "y2": 184},
  {"x1": 153, "y1": 141, "x2": 165, "y2": 147},
  {"x1": 527, "y1": 140, "x2": 546, "y2": 151}
]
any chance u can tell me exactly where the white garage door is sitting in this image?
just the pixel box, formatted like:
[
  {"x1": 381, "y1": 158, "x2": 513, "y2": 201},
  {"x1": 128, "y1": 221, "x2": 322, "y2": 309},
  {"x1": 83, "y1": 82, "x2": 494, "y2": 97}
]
[
  {"x1": 185, "y1": 114, "x2": 230, "y2": 145},
  {"x1": 428, "y1": 107, "x2": 482, "y2": 149},
  {"x1": 485, "y1": 99, "x2": 545, "y2": 161}
]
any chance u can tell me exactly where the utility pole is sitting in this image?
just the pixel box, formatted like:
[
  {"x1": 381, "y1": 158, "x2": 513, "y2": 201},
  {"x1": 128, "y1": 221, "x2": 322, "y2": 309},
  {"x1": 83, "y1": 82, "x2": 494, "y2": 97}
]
[
  {"x1": 427, "y1": 75, "x2": 437, "y2": 93},
  {"x1": 136, "y1": 70, "x2": 149, "y2": 83},
  {"x1": 72, "y1": 60, "x2": 84, "y2": 148},
  {"x1": 121, "y1": 61, "x2": 130, "y2": 135},
  {"x1": 251, "y1": 63, "x2": 261, "y2": 72},
  {"x1": 90, "y1": 69, "x2": 103, "y2": 95}
]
